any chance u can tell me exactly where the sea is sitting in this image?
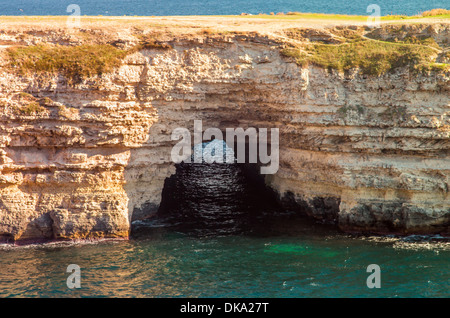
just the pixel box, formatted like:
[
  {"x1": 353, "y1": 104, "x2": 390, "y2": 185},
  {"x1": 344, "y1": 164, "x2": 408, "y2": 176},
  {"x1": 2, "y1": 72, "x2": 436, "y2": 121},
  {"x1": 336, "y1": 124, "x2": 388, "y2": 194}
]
[{"x1": 0, "y1": 0, "x2": 448, "y2": 16}]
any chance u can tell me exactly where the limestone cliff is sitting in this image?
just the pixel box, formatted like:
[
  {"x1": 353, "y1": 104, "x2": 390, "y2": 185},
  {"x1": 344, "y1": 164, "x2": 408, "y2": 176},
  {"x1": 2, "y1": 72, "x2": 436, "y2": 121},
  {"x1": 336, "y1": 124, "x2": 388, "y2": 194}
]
[{"x1": 0, "y1": 20, "x2": 448, "y2": 242}]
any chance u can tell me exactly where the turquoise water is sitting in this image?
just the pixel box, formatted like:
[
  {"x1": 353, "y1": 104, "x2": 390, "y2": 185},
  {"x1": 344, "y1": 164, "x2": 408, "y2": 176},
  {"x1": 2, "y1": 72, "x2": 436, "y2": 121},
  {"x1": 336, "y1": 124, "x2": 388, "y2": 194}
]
[
  {"x1": 0, "y1": 231, "x2": 448, "y2": 297},
  {"x1": 0, "y1": 0, "x2": 448, "y2": 16}
]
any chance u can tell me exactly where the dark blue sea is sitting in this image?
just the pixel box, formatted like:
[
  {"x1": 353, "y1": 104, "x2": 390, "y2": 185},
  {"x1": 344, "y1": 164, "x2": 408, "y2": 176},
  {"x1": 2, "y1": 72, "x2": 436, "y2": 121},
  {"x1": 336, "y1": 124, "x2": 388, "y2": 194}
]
[{"x1": 0, "y1": 0, "x2": 448, "y2": 16}]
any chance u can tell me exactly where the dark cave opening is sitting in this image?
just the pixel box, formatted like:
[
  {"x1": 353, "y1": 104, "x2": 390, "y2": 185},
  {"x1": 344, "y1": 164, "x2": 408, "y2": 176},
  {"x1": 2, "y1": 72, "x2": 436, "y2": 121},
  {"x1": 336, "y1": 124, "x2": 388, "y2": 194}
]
[
  {"x1": 131, "y1": 139, "x2": 288, "y2": 238},
  {"x1": 130, "y1": 140, "x2": 339, "y2": 239},
  {"x1": 155, "y1": 161, "x2": 284, "y2": 237}
]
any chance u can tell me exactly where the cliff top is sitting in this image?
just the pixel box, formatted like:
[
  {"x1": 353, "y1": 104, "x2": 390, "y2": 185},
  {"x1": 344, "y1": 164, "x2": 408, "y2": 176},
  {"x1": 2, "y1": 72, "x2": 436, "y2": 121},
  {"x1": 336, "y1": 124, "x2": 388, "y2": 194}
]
[
  {"x1": 0, "y1": 14, "x2": 448, "y2": 82},
  {"x1": 0, "y1": 14, "x2": 448, "y2": 37}
]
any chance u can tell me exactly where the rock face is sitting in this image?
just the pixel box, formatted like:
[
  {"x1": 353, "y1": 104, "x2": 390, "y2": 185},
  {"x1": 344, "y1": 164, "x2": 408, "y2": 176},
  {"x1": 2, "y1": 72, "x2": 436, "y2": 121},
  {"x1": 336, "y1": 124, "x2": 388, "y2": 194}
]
[{"x1": 0, "y1": 24, "x2": 449, "y2": 242}]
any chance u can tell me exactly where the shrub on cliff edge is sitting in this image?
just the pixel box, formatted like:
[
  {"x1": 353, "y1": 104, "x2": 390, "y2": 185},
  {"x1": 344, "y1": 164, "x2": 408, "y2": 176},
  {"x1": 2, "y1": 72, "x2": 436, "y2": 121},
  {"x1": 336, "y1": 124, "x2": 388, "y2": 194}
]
[
  {"x1": 281, "y1": 39, "x2": 439, "y2": 76},
  {"x1": 7, "y1": 44, "x2": 128, "y2": 84}
]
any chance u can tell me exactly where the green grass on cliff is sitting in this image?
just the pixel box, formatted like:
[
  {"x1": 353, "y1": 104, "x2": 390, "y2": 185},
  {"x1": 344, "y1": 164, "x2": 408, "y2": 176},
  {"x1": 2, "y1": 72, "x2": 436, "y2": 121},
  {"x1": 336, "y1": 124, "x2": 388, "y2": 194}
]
[
  {"x1": 6, "y1": 24, "x2": 448, "y2": 82},
  {"x1": 6, "y1": 36, "x2": 174, "y2": 84},
  {"x1": 281, "y1": 38, "x2": 443, "y2": 76},
  {"x1": 7, "y1": 44, "x2": 128, "y2": 84},
  {"x1": 19, "y1": 101, "x2": 46, "y2": 115}
]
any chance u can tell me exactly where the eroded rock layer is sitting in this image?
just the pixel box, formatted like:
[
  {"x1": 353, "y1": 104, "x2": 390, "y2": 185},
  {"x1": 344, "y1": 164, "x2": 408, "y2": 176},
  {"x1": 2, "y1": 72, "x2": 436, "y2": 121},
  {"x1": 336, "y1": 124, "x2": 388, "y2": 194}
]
[{"x1": 0, "y1": 24, "x2": 449, "y2": 242}]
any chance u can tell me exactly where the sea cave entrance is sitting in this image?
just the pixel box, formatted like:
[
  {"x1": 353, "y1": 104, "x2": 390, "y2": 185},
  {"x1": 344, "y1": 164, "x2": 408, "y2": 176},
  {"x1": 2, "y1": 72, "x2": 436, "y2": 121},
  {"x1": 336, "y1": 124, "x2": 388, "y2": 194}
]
[{"x1": 131, "y1": 139, "x2": 287, "y2": 238}]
